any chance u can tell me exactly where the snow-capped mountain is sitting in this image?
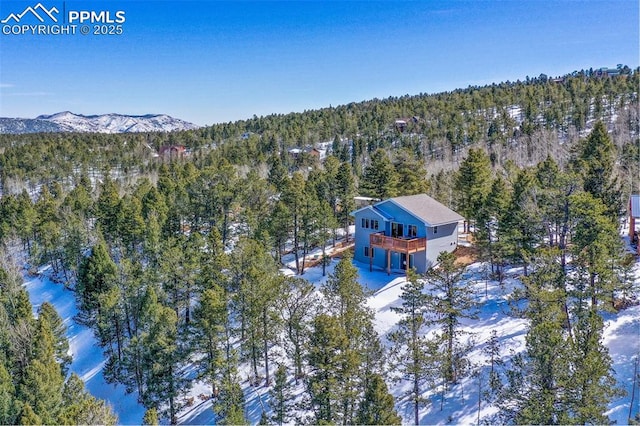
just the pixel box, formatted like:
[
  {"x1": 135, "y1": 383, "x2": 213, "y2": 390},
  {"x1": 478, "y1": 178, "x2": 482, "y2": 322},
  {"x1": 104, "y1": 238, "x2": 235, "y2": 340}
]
[{"x1": 0, "y1": 111, "x2": 200, "y2": 134}]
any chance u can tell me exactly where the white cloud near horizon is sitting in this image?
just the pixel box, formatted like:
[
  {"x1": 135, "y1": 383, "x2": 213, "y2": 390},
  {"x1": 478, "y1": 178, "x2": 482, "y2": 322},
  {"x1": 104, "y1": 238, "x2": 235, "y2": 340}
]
[{"x1": 4, "y1": 91, "x2": 53, "y2": 96}]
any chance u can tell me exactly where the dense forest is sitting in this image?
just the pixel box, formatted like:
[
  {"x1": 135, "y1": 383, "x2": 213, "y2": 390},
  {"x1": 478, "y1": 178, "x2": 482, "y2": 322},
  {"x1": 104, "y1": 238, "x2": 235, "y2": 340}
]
[{"x1": 0, "y1": 67, "x2": 638, "y2": 425}]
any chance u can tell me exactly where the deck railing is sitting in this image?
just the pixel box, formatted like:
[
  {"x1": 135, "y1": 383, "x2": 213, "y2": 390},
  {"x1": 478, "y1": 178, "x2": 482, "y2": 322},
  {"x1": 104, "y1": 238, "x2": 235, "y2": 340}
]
[{"x1": 369, "y1": 232, "x2": 427, "y2": 253}]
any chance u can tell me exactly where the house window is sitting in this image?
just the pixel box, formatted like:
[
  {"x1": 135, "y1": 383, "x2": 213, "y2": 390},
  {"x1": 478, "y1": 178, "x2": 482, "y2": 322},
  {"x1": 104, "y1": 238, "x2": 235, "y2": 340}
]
[
  {"x1": 408, "y1": 225, "x2": 417, "y2": 238},
  {"x1": 364, "y1": 246, "x2": 375, "y2": 257},
  {"x1": 372, "y1": 220, "x2": 379, "y2": 230},
  {"x1": 433, "y1": 226, "x2": 438, "y2": 234},
  {"x1": 361, "y1": 218, "x2": 365, "y2": 228},
  {"x1": 365, "y1": 218, "x2": 370, "y2": 229}
]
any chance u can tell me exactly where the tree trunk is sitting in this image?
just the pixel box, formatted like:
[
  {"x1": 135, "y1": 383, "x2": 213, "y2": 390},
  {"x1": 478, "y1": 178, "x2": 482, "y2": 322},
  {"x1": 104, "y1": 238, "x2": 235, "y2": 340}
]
[
  {"x1": 413, "y1": 371, "x2": 419, "y2": 426},
  {"x1": 251, "y1": 329, "x2": 259, "y2": 384},
  {"x1": 263, "y1": 307, "x2": 270, "y2": 386},
  {"x1": 293, "y1": 214, "x2": 300, "y2": 273}
]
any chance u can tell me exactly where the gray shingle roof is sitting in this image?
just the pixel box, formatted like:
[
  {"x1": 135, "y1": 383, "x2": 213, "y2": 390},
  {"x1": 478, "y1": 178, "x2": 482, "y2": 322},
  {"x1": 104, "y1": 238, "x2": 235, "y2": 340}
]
[{"x1": 388, "y1": 194, "x2": 464, "y2": 226}]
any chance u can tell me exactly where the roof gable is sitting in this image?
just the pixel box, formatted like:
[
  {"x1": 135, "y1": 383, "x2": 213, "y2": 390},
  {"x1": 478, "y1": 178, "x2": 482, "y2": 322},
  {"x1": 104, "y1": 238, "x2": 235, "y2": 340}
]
[
  {"x1": 381, "y1": 194, "x2": 464, "y2": 226},
  {"x1": 350, "y1": 205, "x2": 392, "y2": 221}
]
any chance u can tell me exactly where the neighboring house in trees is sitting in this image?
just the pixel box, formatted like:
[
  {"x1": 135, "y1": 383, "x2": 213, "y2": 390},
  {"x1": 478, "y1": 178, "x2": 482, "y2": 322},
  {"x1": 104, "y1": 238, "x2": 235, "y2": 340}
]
[
  {"x1": 158, "y1": 145, "x2": 187, "y2": 159},
  {"x1": 351, "y1": 194, "x2": 464, "y2": 274}
]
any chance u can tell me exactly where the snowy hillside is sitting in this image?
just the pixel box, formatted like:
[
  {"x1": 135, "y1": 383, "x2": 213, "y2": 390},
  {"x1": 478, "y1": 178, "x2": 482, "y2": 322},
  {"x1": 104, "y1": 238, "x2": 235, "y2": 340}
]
[
  {"x1": 0, "y1": 111, "x2": 200, "y2": 134},
  {"x1": 23, "y1": 249, "x2": 640, "y2": 425}
]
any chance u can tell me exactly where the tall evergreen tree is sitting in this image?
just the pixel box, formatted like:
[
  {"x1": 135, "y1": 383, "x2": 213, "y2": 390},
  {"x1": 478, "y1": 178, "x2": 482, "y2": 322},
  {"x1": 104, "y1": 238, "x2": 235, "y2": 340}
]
[
  {"x1": 58, "y1": 373, "x2": 118, "y2": 425},
  {"x1": 306, "y1": 313, "x2": 348, "y2": 424},
  {"x1": 76, "y1": 239, "x2": 117, "y2": 324},
  {"x1": 36, "y1": 302, "x2": 71, "y2": 374},
  {"x1": 573, "y1": 121, "x2": 622, "y2": 218},
  {"x1": 335, "y1": 162, "x2": 356, "y2": 241},
  {"x1": 356, "y1": 373, "x2": 401, "y2": 426},
  {"x1": 269, "y1": 364, "x2": 294, "y2": 426},
  {"x1": 321, "y1": 253, "x2": 377, "y2": 424},
  {"x1": 570, "y1": 192, "x2": 625, "y2": 311},
  {"x1": 140, "y1": 303, "x2": 189, "y2": 425},
  {"x1": 360, "y1": 149, "x2": 399, "y2": 199},
  {"x1": 388, "y1": 269, "x2": 433, "y2": 426},
  {"x1": 18, "y1": 316, "x2": 65, "y2": 425},
  {"x1": 393, "y1": 149, "x2": 429, "y2": 196},
  {"x1": 193, "y1": 285, "x2": 228, "y2": 398},
  {"x1": 424, "y1": 251, "x2": 476, "y2": 384},
  {"x1": 454, "y1": 148, "x2": 491, "y2": 231},
  {"x1": 280, "y1": 277, "x2": 317, "y2": 382}
]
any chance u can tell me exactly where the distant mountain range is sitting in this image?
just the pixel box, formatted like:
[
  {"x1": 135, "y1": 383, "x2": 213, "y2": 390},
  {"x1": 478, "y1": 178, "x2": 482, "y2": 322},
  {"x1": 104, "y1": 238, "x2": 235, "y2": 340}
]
[{"x1": 0, "y1": 111, "x2": 200, "y2": 134}]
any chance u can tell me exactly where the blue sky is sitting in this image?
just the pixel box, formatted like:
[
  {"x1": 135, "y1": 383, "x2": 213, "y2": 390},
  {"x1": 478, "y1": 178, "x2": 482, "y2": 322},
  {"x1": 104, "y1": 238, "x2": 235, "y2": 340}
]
[{"x1": 0, "y1": 1, "x2": 638, "y2": 126}]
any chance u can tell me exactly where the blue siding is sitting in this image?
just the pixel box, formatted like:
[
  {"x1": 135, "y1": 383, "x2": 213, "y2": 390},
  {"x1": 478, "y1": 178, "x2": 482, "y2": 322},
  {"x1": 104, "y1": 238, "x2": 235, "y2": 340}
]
[
  {"x1": 351, "y1": 199, "x2": 460, "y2": 273},
  {"x1": 352, "y1": 207, "x2": 388, "y2": 269},
  {"x1": 375, "y1": 200, "x2": 428, "y2": 238}
]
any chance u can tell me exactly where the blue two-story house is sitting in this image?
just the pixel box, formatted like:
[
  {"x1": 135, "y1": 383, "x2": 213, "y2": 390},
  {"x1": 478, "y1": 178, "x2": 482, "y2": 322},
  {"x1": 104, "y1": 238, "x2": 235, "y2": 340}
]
[{"x1": 351, "y1": 194, "x2": 464, "y2": 274}]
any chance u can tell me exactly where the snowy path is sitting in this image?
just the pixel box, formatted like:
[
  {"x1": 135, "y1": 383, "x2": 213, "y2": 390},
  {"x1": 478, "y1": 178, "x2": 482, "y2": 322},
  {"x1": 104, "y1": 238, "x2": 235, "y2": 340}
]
[{"x1": 23, "y1": 269, "x2": 145, "y2": 425}]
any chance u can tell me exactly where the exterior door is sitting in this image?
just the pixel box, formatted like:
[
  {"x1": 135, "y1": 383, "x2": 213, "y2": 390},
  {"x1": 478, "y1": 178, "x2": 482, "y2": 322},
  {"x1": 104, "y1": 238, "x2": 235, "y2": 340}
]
[
  {"x1": 392, "y1": 222, "x2": 404, "y2": 238},
  {"x1": 400, "y1": 253, "x2": 414, "y2": 270}
]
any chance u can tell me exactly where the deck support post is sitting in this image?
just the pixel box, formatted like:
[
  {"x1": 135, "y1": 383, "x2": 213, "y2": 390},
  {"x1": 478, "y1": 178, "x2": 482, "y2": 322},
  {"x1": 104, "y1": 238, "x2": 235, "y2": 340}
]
[{"x1": 386, "y1": 249, "x2": 391, "y2": 275}]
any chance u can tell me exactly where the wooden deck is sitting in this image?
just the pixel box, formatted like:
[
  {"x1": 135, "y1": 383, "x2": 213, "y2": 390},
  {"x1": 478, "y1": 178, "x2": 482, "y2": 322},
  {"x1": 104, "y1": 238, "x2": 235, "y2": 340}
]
[{"x1": 369, "y1": 232, "x2": 426, "y2": 254}]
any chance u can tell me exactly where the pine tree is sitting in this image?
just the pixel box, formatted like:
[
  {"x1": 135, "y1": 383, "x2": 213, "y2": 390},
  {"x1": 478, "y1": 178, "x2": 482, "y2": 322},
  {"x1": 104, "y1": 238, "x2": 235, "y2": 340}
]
[
  {"x1": 76, "y1": 239, "x2": 117, "y2": 323},
  {"x1": 280, "y1": 276, "x2": 317, "y2": 382},
  {"x1": 336, "y1": 162, "x2": 356, "y2": 241},
  {"x1": 269, "y1": 364, "x2": 293, "y2": 426},
  {"x1": 306, "y1": 313, "x2": 348, "y2": 424},
  {"x1": 216, "y1": 377, "x2": 246, "y2": 425},
  {"x1": 140, "y1": 303, "x2": 189, "y2": 425},
  {"x1": 18, "y1": 403, "x2": 42, "y2": 426},
  {"x1": 360, "y1": 149, "x2": 399, "y2": 199},
  {"x1": 501, "y1": 169, "x2": 542, "y2": 275},
  {"x1": 573, "y1": 120, "x2": 622, "y2": 218},
  {"x1": 281, "y1": 172, "x2": 306, "y2": 274},
  {"x1": 388, "y1": 269, "x2": 433, "y2": 426},
  {"x1": 232, "y1": 238, "x2": 282, "y2": 385},
  {"x1": 482, "y1": 329, "x2": 504, "y2": 401},
  {"x1": 475, "y1": 176, "x2": 510, "y2": 280},
  {"x1": 496, "y1": 263, "x2": 571, "y2": 425},
  {"x1": 321, "y1": 253, "x2": 376, "y2": 424},
  {"x1": 0, "y1": 362, "x2": 18, "y2": 425},
  {"x1": 193, "y1": 285, "x2": 228, "y2": 397},
  {"x1": 58, "y1": 373, "x2": 118, "y2": 425},
  {"x1": 570, "y1": 192, "x2": 625, "y2": 311},
  {"x1": 268, "y1": 201, "x2": 291, "y2": 263},
  {"x1": 454, "y1": 148, "x2": 491, "y2": 231},
  {"x1": 424, "y1": 251, "x2": 476, "y2": 384},
  {"x1": 394, "y1": 149, "x2": 429, "y2": 196},
  {"x1": 36, "y1": 302, "x2": 71, "y2": 374},
  {"x1": 142, "y1": 408, "x2": 159, "y2": 426},
  {"x1": 95, "y1": 177, "x2": 121, "y2": 245},
  {"x1": 561, "y1": 309, "x2": 623, "y2": 424},
  {"x1": 356, "y1": 373, "x2": 401, "y2": 425},
  {"x1": 18, "y1": 316, "x2": 65, "y2": 425}
]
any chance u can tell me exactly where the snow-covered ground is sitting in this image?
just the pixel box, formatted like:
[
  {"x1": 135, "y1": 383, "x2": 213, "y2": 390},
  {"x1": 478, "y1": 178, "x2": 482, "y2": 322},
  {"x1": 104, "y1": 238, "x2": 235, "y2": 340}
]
[
  {"x1": 23, "y1": 247, "x2": 640, "y2": 425},
  {"x1": 23, "y1": 268, "x2": 146, "y2": 424}
]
